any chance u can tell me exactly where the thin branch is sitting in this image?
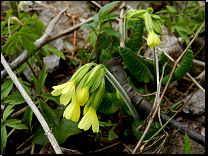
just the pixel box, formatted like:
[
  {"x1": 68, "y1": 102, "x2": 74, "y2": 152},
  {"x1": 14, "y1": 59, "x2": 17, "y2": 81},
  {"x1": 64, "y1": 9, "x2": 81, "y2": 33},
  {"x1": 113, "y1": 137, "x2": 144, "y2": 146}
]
[{"x1": 1, "y1": 53, "x2": 62, "y2": 154}]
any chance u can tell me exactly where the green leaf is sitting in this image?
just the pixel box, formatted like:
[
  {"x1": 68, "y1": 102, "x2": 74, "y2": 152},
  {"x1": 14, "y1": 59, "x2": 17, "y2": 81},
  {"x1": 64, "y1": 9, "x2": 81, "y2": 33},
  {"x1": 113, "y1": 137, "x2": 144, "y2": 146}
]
[
  {"x1": 99, "y1": 121, "x2": 115, "y2": 127},
  {"x1": 5, "y1": 119, "x2": 28, "y2": 129},
  {"x1": 1, "y1": 124, "x2": 7, "y2": 154},
  {"x1": 89, "y1": 30, "x2": 97, "y2": 48},
  {"x1": 119, "y1": 47, "x2": 154, "y2": 83},
  {"x1": 38, "y1": 99, "x2": 60, "y2": 127},
  {"x1": 99, "y1": 1, "x2": 120, "y2": 16},
  {"x1": 23, "y1": 106, "x2": 33, "y2": 128},
  {"x1": 2, "y1": 104, "x2": 15, "y2": 122},
  {"x1": 4, "y1": 37, "x2": 19, "y2": 57},
  {"x1": 93, "y1": 13, "x2": 100, "y2": 22},
  {"x1": 102, "y1": 13, "x2": 118, "y2": 22},
  {"x1": 175, "y1": 29, "x2": 190, "y2": 46},
  {"x1": 6, "y1": 8, "x2": 13, "y2": 19},
  {"x1": 32, "y1": 76, "x2": 41, "y2": 95},
  {"x1": 34, "y1": 20, "x2": 45, "y2": 37},
  {"x1": 33, "y1": 118, "x2": 81, "y2": 145},
  {"x1": 174, "y1": 25, "x2": 193, "y2": 35},
  {"x1": 158, "y1": 51, "x2": 172, "y2": 75},
  {"x1": 155, "y1": 9, "x2": 170, "y2": 14},
  {"x1": 125, "y1": 20, "x2": 143, "y2": 53},
  {"x1": 132, "y1": 120, "x2": 160, "y2": 140},
  {"x1": 162, "y1": 49, "x2": 194, "y2": 84},
  {"x1": 1, "y1": 79, "x2": 13, "y2": 100},
  {"x1": 166, "y1": 5, "x2": 177, "y2": 13},
  {"x1": 23, "y1": 18, "x2": 38, "y2": 25},
  {"x1": 101, "y1": 27, "x2": 122, "y2": 38},
  {"x1": 183, "y1": 132, "x2": 192, "y2": 154},
  {"x1": 7, "y1": 32, "x2": 19, "y2": 41},
  {"x1": 39, "y1": 93, "x2": 61, "y2": 106},
  {"x1": 39, "y1": 63, "x2": 48, "y2": 95},
  {"x1": 20, "y1": 34, "x2": 36, "y2": 56},
  {"x1": 43, "y1": 44, "x2": 66, "y2": 60},
  {"x1": 101, "y1": 50, "x2": 112, "y2": 61},
  {"x1": 99, "y1": 34, "x2": 120, "y2": 58},
  {"x1": 3, "y1": 92, "x2": 25, "y2": 105},
  {"x1": 80, "y1": 23, "x2": 94, "y2": 30},
  {"x1": 1, "y1": 40, "x2": 13, "y2": 55},
  {"x1": 15, "y1": 62, "x2": 27, "y2": 74},
  {"x1": 98, "y1": 92, "x2": 119, "y2": 114},
  {"x1": 18, "y1": 77, "x2": 31, "y2": 95},
  {"x1": 108, "y1": 125, "x2": 118, "y2": 141}
]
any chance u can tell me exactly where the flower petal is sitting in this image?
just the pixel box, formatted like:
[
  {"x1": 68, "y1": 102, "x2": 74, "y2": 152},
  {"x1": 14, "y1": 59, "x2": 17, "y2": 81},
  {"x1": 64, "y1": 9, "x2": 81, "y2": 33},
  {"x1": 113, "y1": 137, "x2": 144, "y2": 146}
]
[
  {"x1": 92, "y1": 111, "x2": 99, "y2": 133},
  {"x1": 60, "y1": 93, "x2": 71, "y2": 105}
]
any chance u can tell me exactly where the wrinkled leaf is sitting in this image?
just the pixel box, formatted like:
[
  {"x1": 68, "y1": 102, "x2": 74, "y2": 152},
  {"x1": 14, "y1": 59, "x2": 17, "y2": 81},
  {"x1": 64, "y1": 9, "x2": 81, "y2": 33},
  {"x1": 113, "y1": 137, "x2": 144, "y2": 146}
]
[{"x1": 119, "y1": 46, "x2": 153, "y2": 83}]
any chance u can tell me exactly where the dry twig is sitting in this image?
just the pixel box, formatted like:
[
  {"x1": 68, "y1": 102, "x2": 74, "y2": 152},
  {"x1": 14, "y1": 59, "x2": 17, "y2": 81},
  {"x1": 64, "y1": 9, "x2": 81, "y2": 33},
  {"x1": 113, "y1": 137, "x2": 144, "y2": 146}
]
[{"x1": 1, "y1": 53, "x2": 62, "y2": 154}]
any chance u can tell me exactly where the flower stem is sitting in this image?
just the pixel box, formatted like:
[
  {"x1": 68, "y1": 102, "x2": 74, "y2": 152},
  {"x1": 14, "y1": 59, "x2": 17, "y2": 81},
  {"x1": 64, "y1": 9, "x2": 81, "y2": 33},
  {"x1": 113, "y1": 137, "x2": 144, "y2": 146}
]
[{"x1": 105, "y1": 69, "x2": 140, "y2": 120}]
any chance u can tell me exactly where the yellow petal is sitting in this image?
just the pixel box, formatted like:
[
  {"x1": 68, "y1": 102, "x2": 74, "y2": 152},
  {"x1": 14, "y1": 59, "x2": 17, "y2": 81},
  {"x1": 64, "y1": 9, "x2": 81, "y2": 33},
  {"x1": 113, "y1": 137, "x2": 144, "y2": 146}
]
[
  {"x1": 51, "y1": 89, "x2": 62, "y2": 96},
  {"x1": 63, "y1": 104, "x2": 73, "y2": 119},
  {"x1": 62, "y1": 82, "x2": 75, "y2": 94},
  {"x1": 52, "y1": 82, "x2": 68, "y2": 90},
  {"x1": 60, "y1": 93, "x2": 71, "y2": 105},
  {"x1": 70, "y1": 102, "x2": 80, "y2": 122},
  {"x1": 92, "y1": 111, "x2": 99, "y2": 133}
]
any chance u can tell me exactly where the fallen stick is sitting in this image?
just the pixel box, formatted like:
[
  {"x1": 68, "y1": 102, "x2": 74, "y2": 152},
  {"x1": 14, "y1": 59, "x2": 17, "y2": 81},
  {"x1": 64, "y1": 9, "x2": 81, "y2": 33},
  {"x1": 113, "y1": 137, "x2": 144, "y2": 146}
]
[{"x1": 105, "y1": 56, "x2": 205, "y2": 146}]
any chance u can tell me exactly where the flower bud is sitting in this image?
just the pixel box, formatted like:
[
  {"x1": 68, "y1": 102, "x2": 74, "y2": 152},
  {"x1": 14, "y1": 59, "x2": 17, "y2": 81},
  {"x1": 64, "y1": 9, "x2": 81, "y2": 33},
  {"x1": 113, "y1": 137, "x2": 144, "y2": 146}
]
[
  {"x1": 147, "y1": 7, "x2": 154, "y2": 14},
  {"x1": 71, "y1": 63, "x2": 97, "y2": 84},
  {"x1": 76, "y1": 87, "x2": 89, "y2": 106},
  {"x1": 147, "y1": 31, "x2": 161, "y2": 48},
  {"x1": 10, "y1": 17, "x2": 22, "y2": 25}
]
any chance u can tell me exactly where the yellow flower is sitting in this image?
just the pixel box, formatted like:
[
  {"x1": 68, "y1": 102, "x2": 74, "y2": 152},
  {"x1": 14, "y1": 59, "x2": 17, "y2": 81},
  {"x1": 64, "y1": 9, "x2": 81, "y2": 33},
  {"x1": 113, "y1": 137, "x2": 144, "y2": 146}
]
[
  {"x1": 78, "y1": 108, "x2": 99, "y2": 133},
  {"x1": 63, "y1": 101, "x2": 80, "y2": 122},
  {"x1": 147, "y1": 31, "x2": 161, "y2": 48},
  {"x1": 51, "y1": 81, "x2": 76, "y2": 105},
  {"x1": 76, "y1": 87, "x2": 89, "y2": 106}
]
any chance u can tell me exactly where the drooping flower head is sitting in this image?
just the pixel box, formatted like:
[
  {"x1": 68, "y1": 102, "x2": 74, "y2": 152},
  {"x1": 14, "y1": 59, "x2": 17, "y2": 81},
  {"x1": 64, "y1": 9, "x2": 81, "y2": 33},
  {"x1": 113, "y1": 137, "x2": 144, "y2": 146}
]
[
  {"x1": 78, "y1": 77, "x2": 105, "y2": 133},
  {"x1": 51, "y1": 63, "x2": 96, "y2": 105},
  {"x1": 147, "y1": 31, "x2": 161, "y2": 48},
  {"x1": 19, "y1": 1, "x2": 33, "y2": 12}
]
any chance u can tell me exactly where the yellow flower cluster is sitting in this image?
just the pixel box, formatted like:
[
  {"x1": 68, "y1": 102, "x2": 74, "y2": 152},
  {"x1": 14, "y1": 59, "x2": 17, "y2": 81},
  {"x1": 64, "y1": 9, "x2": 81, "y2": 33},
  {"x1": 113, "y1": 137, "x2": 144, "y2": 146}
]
[{"x1": 51, "y1": 64, "x2": 106, "y2": 133}]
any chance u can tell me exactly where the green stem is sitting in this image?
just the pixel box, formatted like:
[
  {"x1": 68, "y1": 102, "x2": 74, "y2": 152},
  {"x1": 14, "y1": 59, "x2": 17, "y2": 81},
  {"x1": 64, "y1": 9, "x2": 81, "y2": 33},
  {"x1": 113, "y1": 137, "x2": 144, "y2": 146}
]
[
  {"x1": 105, "y1": 69, "x2": 140, "y2": 120},
  {"x1": 124, "y1": 17, "x2": 128, "y2": 44}
]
